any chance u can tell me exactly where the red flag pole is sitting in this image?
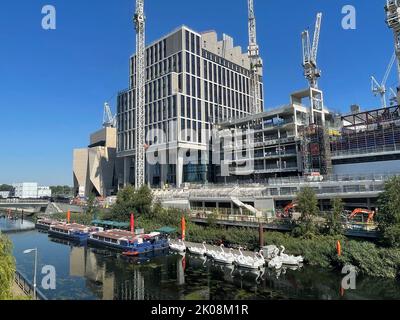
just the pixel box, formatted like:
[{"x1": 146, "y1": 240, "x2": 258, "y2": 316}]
[
  {"x1": 130, "y1": 213, "x2": 135, "y2": 235},
  {"x1": 67, "y1": 210, "x2": 71, "y2": 224},
  {"x1": 181, "y1": 216, "x2": 186, "y2": 241}
]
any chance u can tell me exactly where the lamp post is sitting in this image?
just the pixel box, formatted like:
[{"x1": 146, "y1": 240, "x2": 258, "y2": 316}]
[{"x1": 23, "y1": 248, "x2": 38, "y2": 300}]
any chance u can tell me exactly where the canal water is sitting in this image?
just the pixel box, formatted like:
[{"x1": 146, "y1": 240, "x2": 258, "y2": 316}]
[
  {"x1": 4, "y1": 222, "x2": 400, "y2": 300},
  {"x1": 0, "y1": 216, "x2": 35, "y2": 232}
]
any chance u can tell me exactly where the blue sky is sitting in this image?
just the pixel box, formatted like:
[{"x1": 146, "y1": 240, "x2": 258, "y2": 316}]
[{"x1": 0, "y1": 0, "x2": 396, "y2": 186}]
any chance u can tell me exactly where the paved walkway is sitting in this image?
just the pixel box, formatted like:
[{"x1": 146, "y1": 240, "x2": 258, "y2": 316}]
[{"x1": 11, "y1": 281, "x2": 28, "y2": 299}]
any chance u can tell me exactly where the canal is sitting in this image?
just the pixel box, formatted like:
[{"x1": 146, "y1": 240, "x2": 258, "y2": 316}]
[{"x1": 3, "y1": 220, "x2": 400, "y2": 300}]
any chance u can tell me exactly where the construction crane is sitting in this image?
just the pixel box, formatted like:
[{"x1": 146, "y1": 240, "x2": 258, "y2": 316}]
[
  {"x1": 385, "y1": 0, "x2": 400, "y2": 104},
  {"x1": 134, "y1": 0, "x2": 146, "y2": 189},
  {"x1": 247, "y1": 0, "x2": 263, "y2": 114},
  {"x1": 103, "y1": 102, "x2": 116, "y2": 128},
  {"x1": 389, "y1": 87, "x2": 398, "y2": 106},
  {"x1": 302, "y1": 13, "x2": 322, "y2": 89},
  {"x1": 371, "y1": 52, "x2": 396, "y2": 108}
]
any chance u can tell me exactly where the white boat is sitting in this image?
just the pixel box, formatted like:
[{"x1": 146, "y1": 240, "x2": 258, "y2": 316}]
[
  {"x1": 261, "y1": 245, "x2": 280, "y2": 259},
  {"x1": 234, "y1": 247, "x2": 265, "y2": 270},
  {"x1": 187, "y1": 242, "x2": 207, "y2": 256},
  {"x1": 279, "y1": 246, "x2": 303, "y2": 266},
  {"x1": 268, "y1": 256, "x2": 283, "y2": 270},
  {"x1": 211, "y1": 245, "x2": 235, "y2": 265},
  {"x1": 205, "y1": 245, "x2": 218, "y2": 258},
  {"x1": 169, "y1": 239, "x2": 186, "y2": 252}
]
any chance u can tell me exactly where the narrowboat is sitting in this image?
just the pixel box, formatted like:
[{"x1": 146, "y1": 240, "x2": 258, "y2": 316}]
[
  {"x1": 88, "y1": 229, "x2": 137, "y2": 250},
  {"x1": 122, "y1": 232, "x2": 169, "y2": 256},
  {"x1": 35, "y1": 218, "x2": 61, "y2": 231},
  {"x1": 48, "y1": 223, "x2": 102, "y2": 242}
]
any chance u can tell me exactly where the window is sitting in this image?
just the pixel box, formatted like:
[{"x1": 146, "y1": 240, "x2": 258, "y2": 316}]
[
  {"x1": 191, "y1": 33, "x2": 195, "y2": 53},
  {"x1": 185, "y1": 30, "x2": 190, "y2": 51},
  {"x1": 196, "y1": 36, "x2": 200, "y2": 55},
  {"x1": 186, "y1": 74, "x2": 191, "y2": 95}
]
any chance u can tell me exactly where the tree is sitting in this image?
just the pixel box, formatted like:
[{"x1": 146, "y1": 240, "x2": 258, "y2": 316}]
[
  {"x1": 0, "y1": 233, "x2": 15, "y2": 300},
  {"x1": 0, "y1": 184, "x2": 13, "y2": 192},
  {"x1": 377, "y1": 177, "x2": 400, "y2": 247},
  {"x1": 86, "y1": 193, "x2": 98, "y2": 219},
  {"x1": 293, "y1": 186, "x2": 320, "y2": 237},
  {"x1": 109, "y1": 185, "x2": 153, "y2": 221},
  {"x1": 326, "y1": 198, "x2": 345, "y2": 236}
]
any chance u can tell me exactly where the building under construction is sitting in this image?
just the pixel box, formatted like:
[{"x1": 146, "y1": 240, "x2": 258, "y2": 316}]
[
  {"x1": 330, "y1": 105, "x2": 400, "y2": 175},
  {"x1": 113, "y1": 0, "x2": 400, "y2": 193}
]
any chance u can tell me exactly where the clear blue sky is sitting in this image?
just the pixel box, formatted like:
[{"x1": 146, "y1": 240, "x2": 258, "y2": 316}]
[{"x1": 0, "y1": 0, "x2": 396, "y2": 186}]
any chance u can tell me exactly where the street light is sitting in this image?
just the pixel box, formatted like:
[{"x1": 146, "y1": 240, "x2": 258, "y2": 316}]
[{"x1": 23, "y1": 248, "x2": 38, "y2": 300}]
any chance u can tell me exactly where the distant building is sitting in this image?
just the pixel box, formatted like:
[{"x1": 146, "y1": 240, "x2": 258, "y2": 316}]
[
  {"x1": 37, "y1": 186, "x2": 52, "y2": 198},
  {"x1": 12, "y1": 183, "x2": 51, "y2": 199},
  {"x1": 73, "y1": 127, "x2": 121, "y2": 198}
]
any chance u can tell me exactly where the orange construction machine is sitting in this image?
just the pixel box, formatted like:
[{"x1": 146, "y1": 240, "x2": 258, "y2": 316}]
[{"x1": 348, "y1": 208, "x2": 375, "y2": 224}]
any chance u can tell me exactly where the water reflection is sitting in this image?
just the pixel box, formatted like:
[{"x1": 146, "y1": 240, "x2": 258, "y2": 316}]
[
  {"x1": 8, "y1": 231, "x2": 400, "y2": 300},
  {"x1": 0, "y1": 217, "x2": 34, "y2": 232}
]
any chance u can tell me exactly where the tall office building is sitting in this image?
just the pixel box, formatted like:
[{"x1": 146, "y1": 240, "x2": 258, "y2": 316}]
[{"x1": 117, "y1": 26, "x2": 264, "y2": 188}]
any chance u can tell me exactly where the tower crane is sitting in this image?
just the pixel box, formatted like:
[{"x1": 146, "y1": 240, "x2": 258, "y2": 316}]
[
  {"x1": 302, "y1": 13, "x2": 322, "y2": 89},
  {"x1": 134, "y1": 0, "x2": 146, "y2": 189},
  {"x1": 247, "y1": 0, "x2": 263, "y2": 114},
  {"x1": 371, "y1": 52, "x2": 396, "y2": 108},
  {"x1": 385, "y1": 0, "x2": 400, "y2": 104},
  {"x1": 389, "y1": 87, "x2": 398, "y2": 106},
  {"x1": 103, "y1": 102, "x2": 116, "y2": 128}
]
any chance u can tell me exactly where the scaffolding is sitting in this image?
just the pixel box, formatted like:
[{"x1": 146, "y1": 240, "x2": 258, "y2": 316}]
[{"x1": 300, "y1": 124, "x2": 333, "y2": 175}]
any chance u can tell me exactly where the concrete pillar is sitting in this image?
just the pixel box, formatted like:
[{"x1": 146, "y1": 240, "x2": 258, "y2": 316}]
[
  {"x1": 367, "y1": 198, "x2": 371, "y2": 210},
  {"x1": 123, "y1": 157, "x2": 130, "y2": 186},
  {"x1": 176, "y1": 151, "x2": 184, "y2": 188}
]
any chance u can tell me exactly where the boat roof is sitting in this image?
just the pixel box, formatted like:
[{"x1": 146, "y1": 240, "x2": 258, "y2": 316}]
[
  {"x1": 51, "y1": 223, "x2": 89, "y2": 231},
  {"x1": 92, "y1": 229, "x2": 136, "y2": 241},
  {"x1": 91, "y1": 220, "x2": 130, "y2": 229}
]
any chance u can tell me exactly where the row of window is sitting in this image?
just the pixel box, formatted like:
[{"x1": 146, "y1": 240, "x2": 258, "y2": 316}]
[
  {"x1": 185, "y1": 30, "x2": 201, "y2": 56},
  {"x1": 203, "y1": 49, "x2": 251, "y2": 77},
  {"x1": 146, "y1": 39, "x2": 167, "y2": 67},
  {"x1": 118, "y1": 95, "x2": 178, "y2": 132}
]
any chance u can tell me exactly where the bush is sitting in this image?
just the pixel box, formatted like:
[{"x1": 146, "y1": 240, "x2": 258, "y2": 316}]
[
  {"x1": 0, "y1": 233, "x2": 16, "y2": 300},
  {"x1": 377, "y1": 176, "x2": 400, "y2": 247}
]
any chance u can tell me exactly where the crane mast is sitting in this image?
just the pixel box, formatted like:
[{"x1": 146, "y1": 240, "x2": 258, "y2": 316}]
[
  {"x1": 386, "y1": 0, "x2": 400, "y2": 94},
  {"x1": 134, "y1": 0, "x2": 146, "y2": 189},
  {"x1": 302, "y1": 13, "x2": 322, "y2": 89},
  {"x1": 248, "y1": 0, "x2": 263, "y2": 114}
]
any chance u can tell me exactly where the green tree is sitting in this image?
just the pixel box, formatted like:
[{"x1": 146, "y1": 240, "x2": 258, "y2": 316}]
[
  {"x1": 377, "y1": 177, "x2": 400, "y2": 247},
  {"x1": 326, "y1": 198, "x2": 345, "y2": 236},
  {"x1": 109, "y1": 185, "x2": 153, "y2": 221},
  {"x1": 86, "y1": 193, "x2": 98, "y2": 219},
  {"x1": 293, "y1": 186, "x2": 320, "y2": 237},
  {"x1": 0, "y1": 184, "x2": 13, "y2": 192},
  {"x1": 0, "y1": 233, "x2": 16, "y2": 300}
]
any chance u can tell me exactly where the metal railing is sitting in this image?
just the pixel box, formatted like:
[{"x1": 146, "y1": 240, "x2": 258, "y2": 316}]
[
  {"x1": 189, "y1": 211, "x2": 379, "y2": 235},
  {"x1": 331, "y1": 144, "x2": 400, "y2": 158},
  {"x1": 14, "y1": 270, "x2": 48, "y2": 300}
]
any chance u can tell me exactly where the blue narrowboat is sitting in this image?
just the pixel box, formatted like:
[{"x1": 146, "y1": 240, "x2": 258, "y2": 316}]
[{"x1": 48, "y1": 223, "x2": 102, "y2": 243}]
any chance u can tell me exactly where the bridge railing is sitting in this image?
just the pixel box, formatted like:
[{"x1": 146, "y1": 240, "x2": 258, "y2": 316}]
[
  {"x1": 14, "y1": 270, "x2": 48, "y2": 300},
  {"x1": 0, "y1": 199, "x2": 48, "y2": 204}
]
